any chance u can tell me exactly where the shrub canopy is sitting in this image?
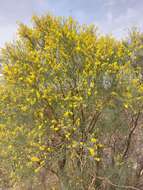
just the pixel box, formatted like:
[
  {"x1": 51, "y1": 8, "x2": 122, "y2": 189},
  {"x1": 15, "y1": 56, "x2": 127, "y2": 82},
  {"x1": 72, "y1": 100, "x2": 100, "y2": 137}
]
[{"x1": 0, "y1": 15, "x2": 143, "y2": 189}]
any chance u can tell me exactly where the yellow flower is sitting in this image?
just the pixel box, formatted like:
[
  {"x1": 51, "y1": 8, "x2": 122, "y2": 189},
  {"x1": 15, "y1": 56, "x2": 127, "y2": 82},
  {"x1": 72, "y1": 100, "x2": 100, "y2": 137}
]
[
  {"x1": 124, "y1": 103, "x2": 128, "y2": 109},
  {"x1": 47, "y1": 147, "x2": 51, "y2": 152},
  {"x1": 34, "y1": 167, "x2": 41, "y2": 173},
  {"x1": 75, "y1": 118, "x2": 80, "y2": 126},
  {"x1": 8, "y1": 145, "x2": 12, "y2": 149},
  {"x1": 38, "y1": 125, "x2": 43, "y2": 129},
  {"x1": 39, "y1": 146, "x2": 46, "y2": 151},
  {"x1": 76, "y1": 46, "x2": 81, "y2": 51},
  {"x1": 72, "y1": 141, "x2": 77, "y2": 148},
  {"x1": 64, "y1": 111, "x2": 73, "y2": 117},
  {"x1": 31, "y1": 156, "x2": 40, "y2": 162},
  {"x1": 53, "y1": 127, "x2": 59, "y2": 131},
  {"x1": 89, "y1": 148, "x2": 95, "y2": 157},
  {"x1": 95, "y1": 157, "x2": 100, "y2": 162},
  {"x1": 91, "y1": 138, "x2": 97, "y2": 143},
  {"x1": 87, "y1": 89, "x2": 91, "y2": 96},
  {"x1": 90, "y1": 81, "x2": 94, "y2": 88},
  {"x1": 21, "y1": 106, "x2": 27, "y2": 112},
  {"x1": 98, "y1": 143, "x2": 104, "y2": 148},
  {"x1": 65, "y1": 132, "x2": 70, "y2": 139},
  {"x1": 36, "y1": 91, "x2": 40, "y2": 99}
]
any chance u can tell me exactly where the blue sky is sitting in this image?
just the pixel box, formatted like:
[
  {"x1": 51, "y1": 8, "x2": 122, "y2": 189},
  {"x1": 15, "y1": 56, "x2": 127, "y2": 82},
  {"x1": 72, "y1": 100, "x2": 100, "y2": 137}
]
[{"x1": 0, "y1": 0, "x2": 143, "y2": 47}]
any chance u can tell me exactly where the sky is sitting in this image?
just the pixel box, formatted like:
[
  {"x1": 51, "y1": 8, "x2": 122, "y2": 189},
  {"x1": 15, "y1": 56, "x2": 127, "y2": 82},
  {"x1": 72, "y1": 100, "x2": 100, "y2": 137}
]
[{"x1": 0, "y1": 0, "x2": 143, "y2": 47}]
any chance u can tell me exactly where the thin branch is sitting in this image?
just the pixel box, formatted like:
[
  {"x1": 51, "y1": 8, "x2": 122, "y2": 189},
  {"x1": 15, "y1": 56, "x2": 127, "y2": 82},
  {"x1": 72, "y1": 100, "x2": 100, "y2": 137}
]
[
  {"x1": 86, "y1": 112, "x2": 101, "y2": 134},
  {"x1": 88, "y1": 175, "x2": 96, "y2": 190},
  {"x1": 122, "y1": 111, "x2": 141, "y2": 159}
]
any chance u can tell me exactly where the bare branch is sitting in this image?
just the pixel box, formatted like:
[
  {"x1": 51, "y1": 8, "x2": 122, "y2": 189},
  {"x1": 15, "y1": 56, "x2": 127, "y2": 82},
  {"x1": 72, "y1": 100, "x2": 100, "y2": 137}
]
[{"x1": 122, "y1": 111, "x2": 141, "y2": 159}]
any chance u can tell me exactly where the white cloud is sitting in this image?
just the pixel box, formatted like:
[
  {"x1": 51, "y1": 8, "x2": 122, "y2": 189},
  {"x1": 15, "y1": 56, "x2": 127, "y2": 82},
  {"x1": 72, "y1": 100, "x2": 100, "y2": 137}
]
[
  {"x1": 95, "y1": 5, "x2": 143, "y2": 39},
  {"x1": 103, "y1": 0, "x2": 116, "y2": 7},
  {"x1": 112, "y1": 7, "x2": 143, "y2": 38},
  {"x1": 0, "y1": 25, "x2": 17, "y2": 47},
  {"x1": 0, "y1": 0, "x2": 143, "y2": 45}
]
